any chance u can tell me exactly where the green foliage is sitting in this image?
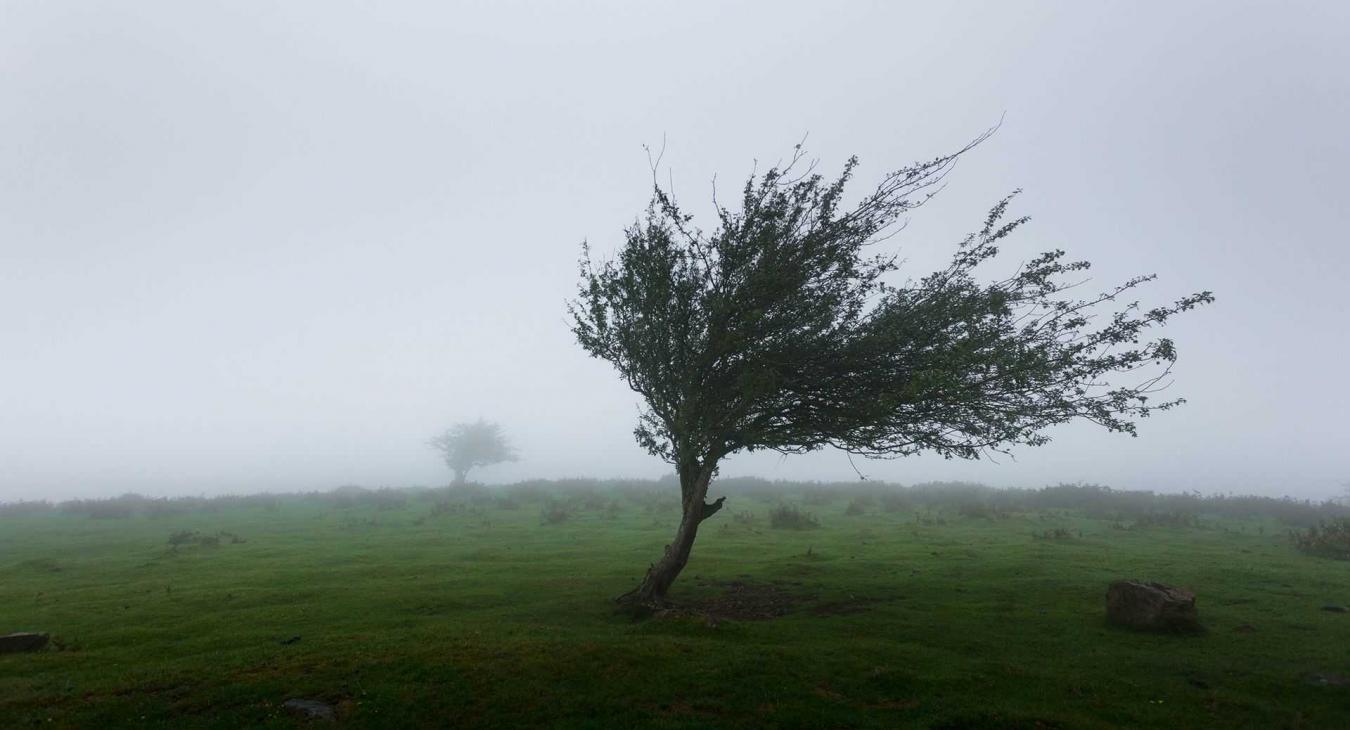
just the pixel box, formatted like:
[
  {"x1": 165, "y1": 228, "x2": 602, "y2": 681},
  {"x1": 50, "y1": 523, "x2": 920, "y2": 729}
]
[
  {"x1": 957, "y1": 502, "x2": 1011, "y2": 520},
  {"x1": 768, "y1": 503, "x2": 820, "y2": 529},
  {"x1": 539, "y1": 503, "x2": 572, "y2": 526},
  {"x1": 844, "y1": 496, "x2": 874, "y2": 516},
  {"x1": 15, "y1": 480, "x2": 1349, "y2": 528},
  {"x1": 570, "y1": 136, "x2": 1213, "y2": 474},
  {"x1": 568, "y1": 136, "x2": 1212, "y2": 599},
  {"x1": 1131, "y1": 512, "x2": 1202, "y2": 530},
  {"x1": 1292, "y1": 518, "x2": 1350, "y2": 560},
  {"x1": 166, "y1": 529, "x2": 245, "y2": 550},
  {"x1": 878, "y1": 492, "x2": 911, "y2": 513},
  {"x1": 428, "y1": 419, "x2": 517, "y2": 484}
]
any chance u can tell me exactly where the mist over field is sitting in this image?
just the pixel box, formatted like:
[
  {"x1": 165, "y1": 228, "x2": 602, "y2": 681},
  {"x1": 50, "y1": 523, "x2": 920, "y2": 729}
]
[
  {"x1": 2, "y1": 1, "x2": 1347, "y2": 502},
  {"x1": 7, "y1": 6, "x2": 1350, "y2": 728}
]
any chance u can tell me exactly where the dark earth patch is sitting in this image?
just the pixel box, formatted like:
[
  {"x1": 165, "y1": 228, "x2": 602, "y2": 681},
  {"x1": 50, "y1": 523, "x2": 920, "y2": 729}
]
[{"x1": 693, "y1": 579, "x2": 810, "y2": 619}]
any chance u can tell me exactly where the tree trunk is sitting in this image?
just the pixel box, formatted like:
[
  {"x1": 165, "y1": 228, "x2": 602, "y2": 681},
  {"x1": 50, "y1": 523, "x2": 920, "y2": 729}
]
[
  {"x1": 452, "y1": 467, "x2": 468, "y2": 486},
  {"x1": 617, "y1": 462, "x2": 725, "y2": 609}
]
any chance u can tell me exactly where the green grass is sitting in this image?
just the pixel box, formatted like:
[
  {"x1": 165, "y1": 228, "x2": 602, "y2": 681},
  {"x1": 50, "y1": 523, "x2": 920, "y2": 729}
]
[{"x1": 2, "y1": 489, "x2": 1348, "y2": 728}]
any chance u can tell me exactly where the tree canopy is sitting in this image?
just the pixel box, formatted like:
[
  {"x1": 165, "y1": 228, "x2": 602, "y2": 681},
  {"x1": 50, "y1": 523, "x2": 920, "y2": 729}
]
[
  {"x1": 428, "y1": 419, "x2": 517, "y2": 485},
  {"x1": 570, "y1": 136, "x2": 1212, "y2": 605}
]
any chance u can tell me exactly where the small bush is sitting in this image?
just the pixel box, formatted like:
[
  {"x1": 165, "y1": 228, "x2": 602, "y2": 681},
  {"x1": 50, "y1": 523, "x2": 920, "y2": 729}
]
[
  {"x1": 802, "y1": 488, "x2": 837, "y2": 506},
  {"x1": 63, "y1": 493, "x2": 150, "y2": 519},
  {"x1": 570, "y1": 489, "x2": 608, "y2": 512},
  {"x1": 769, "y1": 503, "x2": 819, "y2": 530},
  {"x1": 732, "y1": 511, "x2": 757, "y2": 526},
  {"x1": 0, "y1": 501, "x2": 54, "y2": 518},
  {"x1": 167, "y1": 530, "x2": 243, "y2": 550},
  {"x1": 321, "y1": 485, "x2": 407, "y2": 510},
  {"x1": 144, "y1": 499, "x2": 192, "y2": 518},
  {"x1": 640, "y1": 495, "x2": 681, "y2": 515},
  {"x1": 878, "y1": 493, "x2": 910, "y2": 513},
  {"x1": 1131, "y1": 512, "x2": 1200, "y2": 529},
  {"x1": 1033, "y1": 527, "x2": 1074, "y2": 541},
  {"x1": 540, "y1": 504, "x2": 571, "y2": 525},
  {"x1": 1292, "y1": 518, "x2": 1350, "y2": 560},
  {"x1": 958, "y1": 502, "x2": 1010, "y2": 520},
  {"x1": 844, "y1": 497, "x2": 873, "y2": 516},
  {"x1": 429, "y1": 500, "x2": 465, "y2": 517},
  {"x1": 504, "y1": 483, "x2": 550, "y2": 503}
]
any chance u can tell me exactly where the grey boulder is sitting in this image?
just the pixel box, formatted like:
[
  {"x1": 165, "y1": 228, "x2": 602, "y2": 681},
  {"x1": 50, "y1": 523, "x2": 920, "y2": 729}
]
[
  {"x1": 0, "y1": 633, "x2": 49, "y2": 654},
  {"x1": 1106, "y1": 580, "x2": 1202, "y2": 633}
]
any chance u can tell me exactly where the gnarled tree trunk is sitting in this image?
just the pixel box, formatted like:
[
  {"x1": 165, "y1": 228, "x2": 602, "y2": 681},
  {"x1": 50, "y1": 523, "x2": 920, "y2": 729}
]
[{"x1": 617, "y1": 462, "x2": 725, "y2": 608}]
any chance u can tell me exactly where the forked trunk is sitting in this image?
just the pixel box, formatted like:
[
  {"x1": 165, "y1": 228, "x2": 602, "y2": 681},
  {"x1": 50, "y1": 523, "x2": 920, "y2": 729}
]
[{"x1": 617, "y1": 463, "x2": 725, "y2": 609}]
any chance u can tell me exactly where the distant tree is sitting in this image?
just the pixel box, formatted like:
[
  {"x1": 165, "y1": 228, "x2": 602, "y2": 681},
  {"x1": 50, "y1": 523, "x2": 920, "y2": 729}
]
[
  {"x1": 570, "y1": 134, "x2": 1213, "y2": 607},
  {"x1": 429, "y1": 420, "x2": 517, "y2": 485}
]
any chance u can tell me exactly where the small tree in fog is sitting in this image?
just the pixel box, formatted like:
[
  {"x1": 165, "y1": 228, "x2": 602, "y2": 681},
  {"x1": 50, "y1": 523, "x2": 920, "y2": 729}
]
[
  {"x1": 429, "y1": 420, "x2": 517, "y2": 485},
  {"x1": 570, "y1": 133, "x2": 1213, "y2": 607}
]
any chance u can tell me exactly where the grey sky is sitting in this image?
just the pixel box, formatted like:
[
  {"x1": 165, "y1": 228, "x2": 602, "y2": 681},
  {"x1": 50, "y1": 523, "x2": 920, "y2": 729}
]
[{"x1": 2, "y1": 1, "x2": 1347, "y2": 502}]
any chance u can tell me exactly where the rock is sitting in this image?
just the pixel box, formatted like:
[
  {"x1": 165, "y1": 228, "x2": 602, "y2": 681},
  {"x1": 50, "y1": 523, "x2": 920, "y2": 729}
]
[
  {"x1": 0, "y1": 632, "x2": 49, "y2": 654},
  {"x1": 1320, "y1": 605, "x2": 1348, "y2": 614},
  {"x1": 283, "y1": 699, "x2": 336, "y2": 722},
  {"x1": 1105, "y1": 580, "x2": 1202, "y2": 633}
]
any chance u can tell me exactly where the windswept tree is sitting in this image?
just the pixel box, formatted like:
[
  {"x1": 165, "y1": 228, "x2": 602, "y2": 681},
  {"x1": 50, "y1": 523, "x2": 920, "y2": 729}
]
[
  {"x1": 570, "y1": 134, "x2": 1212, "y2": 607},
  {"x1": 429, "y1": 419, "x2": 517, "y2": 485}
]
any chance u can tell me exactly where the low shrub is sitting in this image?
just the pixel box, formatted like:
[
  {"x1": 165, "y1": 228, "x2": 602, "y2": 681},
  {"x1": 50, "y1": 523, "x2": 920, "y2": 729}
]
[
  {"x1": 540, "y1": 504, "x2": 571, "y2": 525},
  {"x1": 844, "y1": 497, "x2": 873, "y2": 516},
  {"x1": 1292, "y1": 518, "x2": 1350, "y2": 560},
  {"x1": 569, "y1": 489, "x2": 608, "y2": 512},
  {"x1": 167, "y1": 530, "x2": 244, "y2": 550},
  {"x1": 878, "y1": 493, "x2": 910, "y2": 513},
  {"x1": 429, "y1": 500, "x2": 464, "y2": 517},
  {"x1": 769, "y1": 503, "x2": 819, "y2": 530},
  {"x1": 802, "y1": 488, "x2": 837, "y2": 506},
  {"x1": 958, "y1": 502, "x2": 1010, "y2": 520},
  {"x1": 0, "y1": 501, "x2": 54, "y2": 518},
  {"x1": 1130, "y1": 512, "x2": 1200, "y2": 529}
]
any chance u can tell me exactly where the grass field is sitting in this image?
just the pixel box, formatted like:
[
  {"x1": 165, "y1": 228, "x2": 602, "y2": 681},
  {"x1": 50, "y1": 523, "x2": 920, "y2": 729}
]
[{"x1": 2, "y1": 482, "x2": 1348, "y2": 729}]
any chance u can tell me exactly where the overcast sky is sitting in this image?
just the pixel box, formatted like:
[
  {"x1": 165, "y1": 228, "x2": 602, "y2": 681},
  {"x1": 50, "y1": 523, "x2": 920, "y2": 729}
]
[{"x1": 2, "y1": 1, "x2": 1347, "y2": 502}]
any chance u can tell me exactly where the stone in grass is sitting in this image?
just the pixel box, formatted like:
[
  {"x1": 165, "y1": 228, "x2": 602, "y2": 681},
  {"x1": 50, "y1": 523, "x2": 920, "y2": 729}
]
[
  {"x1": 1105, "y1": 580, "x2": 1202, "y2": 633},
  {"x1": 283, "y1": 699, "x2": 336, "y2": 722},
  {"x1": 0, "y1": 633, "x2": 49, "y2": 654},
  {"x1": 1320, "y1": 605, "x2": 1348, "y2": 614}
]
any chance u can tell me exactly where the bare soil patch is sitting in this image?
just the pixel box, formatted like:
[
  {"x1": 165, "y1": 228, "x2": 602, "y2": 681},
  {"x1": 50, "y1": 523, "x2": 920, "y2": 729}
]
[{"x1": 680, "y1": 578, "x2": 812, "y2": 620}]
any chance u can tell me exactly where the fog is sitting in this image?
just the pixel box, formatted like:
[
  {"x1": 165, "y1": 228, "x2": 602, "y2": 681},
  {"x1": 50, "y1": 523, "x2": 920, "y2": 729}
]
[{"x1": 2, "y1": 1, "x2": 1347, "y2": 503}]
